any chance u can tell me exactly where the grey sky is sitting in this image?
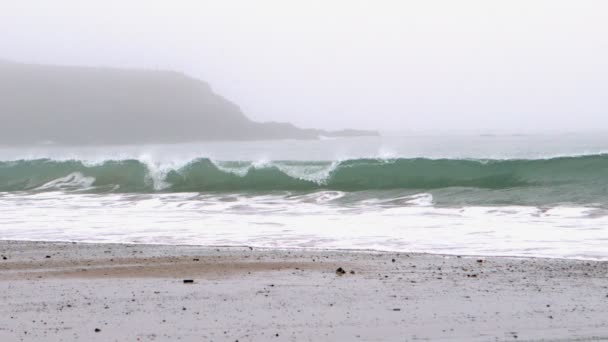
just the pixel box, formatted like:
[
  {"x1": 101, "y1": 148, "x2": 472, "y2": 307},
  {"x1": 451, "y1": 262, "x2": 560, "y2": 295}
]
[{"x1": 1, "y1": 0, "x2": 607, "y2": 132}]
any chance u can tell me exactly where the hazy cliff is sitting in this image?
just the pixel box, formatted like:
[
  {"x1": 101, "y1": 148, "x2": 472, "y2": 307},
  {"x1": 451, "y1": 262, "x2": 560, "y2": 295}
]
[{"x1": 0, "y1": 60, "x2": 377, "y2": 145}]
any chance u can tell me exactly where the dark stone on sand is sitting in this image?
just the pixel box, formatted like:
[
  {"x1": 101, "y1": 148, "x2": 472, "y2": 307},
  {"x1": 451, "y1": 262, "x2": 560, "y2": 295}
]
[
  {"x1": 2, "y1": 256, "x2": 6, "y2": 260},
  {"x1": 192, "y1": 258, "x2": 200, "y2": 261},
  {"x1": 391, "y1": 258, "x2": 396, "y2": 262},
  {"x1": 350, "y1": 270, "x2": 355, "y2": 274},
  {"x1": 45, "y1": 255, "x2": 51, "y2": 258},
  {"x1": 183, "y1": 279, "x2": 194, "y2": 284},
  {"x1": 393, "y1": 308, "x2": 401, "y2": 311},
  {"x1": 477, "y1": 259, "x2": 484, "y2": 263},
  {"x1": 94, "y1": 328, "x2": 101, "y2": 332},
  {"x1": 336, "y1": 267, "x2": 346, "y2": 275}
]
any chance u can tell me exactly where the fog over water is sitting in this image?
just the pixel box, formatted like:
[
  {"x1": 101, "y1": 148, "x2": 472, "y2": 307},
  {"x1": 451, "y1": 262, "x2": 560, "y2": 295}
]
[
  {"x1": 1, "y1": 0, "x2": 607, "y2": 133},
  {"x1": 1, "y1": 2, "x2": 608, "y2": 260}
]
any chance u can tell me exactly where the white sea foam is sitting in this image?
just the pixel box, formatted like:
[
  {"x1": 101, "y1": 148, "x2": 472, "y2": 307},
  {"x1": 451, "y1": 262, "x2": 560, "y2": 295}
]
[
  {"x1": 1, "y1": 191, "x2": 607, "y2": 260},
  {"x1": 212, "y1": 160, "x2": 254, "y2": 177},
  {"x1": 2, "y1": 135, "x2": 608, "y2": 260},
  {"x1": 34, "y1": 172, "x2": 96, "y2": 191},
  {"x1": 404, "y1": 193, "x2": 434, "y2": 206},
  {"x1": 138, "y1": 153, "x2": 188, "y2": 191},
  {"x1": 272, "y1": 161, "x2": 340, "y2": 184},
  {"x1": 212, "y1": 159, "x2": 340, "y2": 184}
]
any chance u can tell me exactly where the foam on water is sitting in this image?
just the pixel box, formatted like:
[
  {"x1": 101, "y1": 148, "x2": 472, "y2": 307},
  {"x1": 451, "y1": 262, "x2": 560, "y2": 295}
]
[
  {"x1": 0, "y1": 191, "x2": 606, "y2": 260},
  {"x1": 33, "y1": 172, "x2": 96, "y2": 191},
  {"x1": 2, "y1": 134, "x2": 608, "y2": 259},
  {"x1": 212, "y1": 159, "x2": 341, "y2": 184}
]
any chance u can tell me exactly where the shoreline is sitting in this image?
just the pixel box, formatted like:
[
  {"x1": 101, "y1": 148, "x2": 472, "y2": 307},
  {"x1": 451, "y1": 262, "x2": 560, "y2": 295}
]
[
  {"x1": 1, "y1": 240, "x2": 607, "y2": 341},
  {"x1": 2, "y1": 239, "x2": 605, "y2": 263}
]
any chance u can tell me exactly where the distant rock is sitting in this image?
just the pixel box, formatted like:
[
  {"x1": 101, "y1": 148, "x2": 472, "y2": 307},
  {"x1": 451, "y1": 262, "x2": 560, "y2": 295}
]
[
  {"x1": 0, "y1": 60, "x2": 379, "y2": 145},
  {"x1": 317, "y1": 129, "x2": 380, "y2": 138}
]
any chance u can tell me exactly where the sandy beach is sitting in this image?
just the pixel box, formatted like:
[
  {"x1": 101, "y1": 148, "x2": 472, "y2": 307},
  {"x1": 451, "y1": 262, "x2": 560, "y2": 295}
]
[{"x1": 0, "y1": 240, "x2": 607, "y2": 341}]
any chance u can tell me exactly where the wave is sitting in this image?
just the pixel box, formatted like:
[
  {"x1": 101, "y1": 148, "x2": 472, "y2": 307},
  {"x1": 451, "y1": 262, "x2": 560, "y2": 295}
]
[{"x1": 1, "y1": 155, "x2": 607, "y2": 196}]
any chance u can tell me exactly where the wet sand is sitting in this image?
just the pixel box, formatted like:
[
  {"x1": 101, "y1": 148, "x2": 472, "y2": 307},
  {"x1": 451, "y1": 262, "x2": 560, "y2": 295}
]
[{"x1": 0, "y1": 240, "x2": 607, "y2": 341}]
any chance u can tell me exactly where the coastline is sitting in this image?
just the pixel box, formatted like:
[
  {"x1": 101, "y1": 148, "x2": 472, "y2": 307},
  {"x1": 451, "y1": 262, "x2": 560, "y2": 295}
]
[{"x1": 1, "y1": 240, "x2": 607, "y2": 341}]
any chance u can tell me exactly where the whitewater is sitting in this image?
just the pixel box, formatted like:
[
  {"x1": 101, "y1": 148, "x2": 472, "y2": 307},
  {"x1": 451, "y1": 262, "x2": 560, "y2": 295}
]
[{"x1": 1, "y1": 134, "x2": 607, "y2": 260}]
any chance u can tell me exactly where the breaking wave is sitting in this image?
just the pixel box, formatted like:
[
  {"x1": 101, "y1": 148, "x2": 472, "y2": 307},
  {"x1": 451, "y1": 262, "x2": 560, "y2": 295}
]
[{"x1": 0, "y1": 155, "x2": 606, "y2": 201}]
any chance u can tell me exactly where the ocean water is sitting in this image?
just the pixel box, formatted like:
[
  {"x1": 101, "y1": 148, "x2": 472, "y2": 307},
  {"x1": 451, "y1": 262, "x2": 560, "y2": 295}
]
[{"x1": 1, "y1": 133, "x2": 608, "y2": 260}]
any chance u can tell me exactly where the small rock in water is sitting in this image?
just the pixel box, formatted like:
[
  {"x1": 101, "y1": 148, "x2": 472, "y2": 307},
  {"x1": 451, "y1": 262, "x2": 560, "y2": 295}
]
[
  {"x1": 477, "y1": 259, "x2": 484, "y2": 263},
  {"x1": 183, "y1": 279, "x2": 194, "y2": 284},
  {"x1": 45, "y1": 255, "x2": 51, "y2": 259},
  {"x1": 94, "y1": 328, "x2": 101, "y2": 333},
  {"x1": 391, "y1": 258, "x2": 396, "y2": 263},
  {"x1": 350, "y1": 270, "x2": 355, "y2": 274},
  {"x1": 335, "y1": 267, "x2": 346, "y2": 276}
]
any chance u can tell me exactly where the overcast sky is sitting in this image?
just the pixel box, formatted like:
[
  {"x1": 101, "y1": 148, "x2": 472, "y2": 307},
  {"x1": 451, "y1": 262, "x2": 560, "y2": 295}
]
[{"x1": 1, "y1": 0, "x2": 607, "y2": 132}]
